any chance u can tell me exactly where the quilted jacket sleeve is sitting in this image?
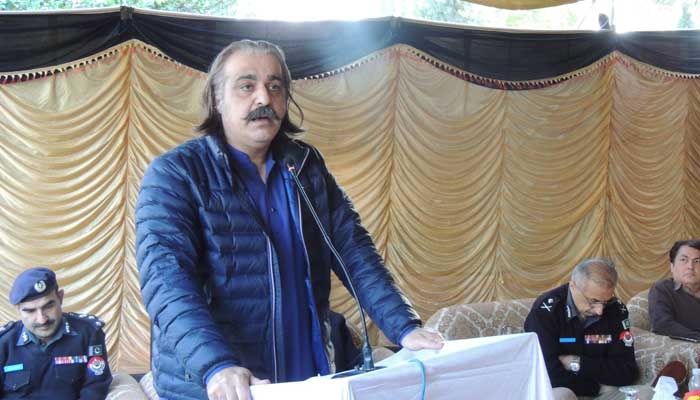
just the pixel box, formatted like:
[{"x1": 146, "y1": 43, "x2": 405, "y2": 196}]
[
  {"x1": 311, "y1": 148, "x2": 422, "y2": 345},
  {"x1": 135, "y1": 154, "x2": 238, "y2": 384}
]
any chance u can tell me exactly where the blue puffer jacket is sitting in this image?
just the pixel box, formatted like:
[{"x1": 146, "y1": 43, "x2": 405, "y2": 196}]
[{"x1": 135, "y1": 134, "x2": 421, "y2": 400}]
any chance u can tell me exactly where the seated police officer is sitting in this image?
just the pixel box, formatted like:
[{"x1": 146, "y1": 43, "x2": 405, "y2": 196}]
[
  {"x1": 0, "y1": 267, "x2": 112, "y2": 399},
  {"x1": 524, "y1": 258, "x2": 644, "y2": 400}
]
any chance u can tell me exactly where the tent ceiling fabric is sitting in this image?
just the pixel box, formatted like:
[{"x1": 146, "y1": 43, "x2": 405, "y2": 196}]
[
  {"x1": 462, "y1": 0, "x2": 581, "y2": 10},
  {"x1": 2, "y1": 7, "x2": 700, "y2": 84}
]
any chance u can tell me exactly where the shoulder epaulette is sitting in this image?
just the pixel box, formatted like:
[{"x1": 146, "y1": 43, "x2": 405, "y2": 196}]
[
  {"x1": 0, "y1": 321, "x2": 17, "y2": 338},
  {"x1": 67, "y1": 312, "x2": 105, "y2": 329},
  {"x1": 616, "y1": 299, "x2": 629, "y2": 315}
]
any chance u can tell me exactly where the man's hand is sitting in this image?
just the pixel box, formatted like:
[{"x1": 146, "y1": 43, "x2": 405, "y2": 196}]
[
  {"x1": 399, "y1": 327, "x2": 445, "y2": 351},
  {"x1": 206, "y1": 366, "x2": 270, "y2": 400},
  {"x1": 558, "y1": 354, "x2": 575, "y2": 371}
]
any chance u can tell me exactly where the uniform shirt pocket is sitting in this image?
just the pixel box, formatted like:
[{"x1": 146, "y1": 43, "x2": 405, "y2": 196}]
[
  {"x1": 55, "y1": 363, "x2": 84, "y2": 384},
  {"x1": 3, "y1": 369, "x2": 30, "y2": 392}
]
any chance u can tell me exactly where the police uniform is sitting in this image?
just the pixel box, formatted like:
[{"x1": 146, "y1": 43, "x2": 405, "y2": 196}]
[
  {"x1": 524, "y1": 284, "x2": 638, "y2": 397},
  {"x1": 0, "y1": 267, "x2": 112, "y2": 399}
]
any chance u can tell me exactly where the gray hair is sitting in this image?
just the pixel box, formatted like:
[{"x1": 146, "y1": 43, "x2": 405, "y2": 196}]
[
  {"x1": 571, "y1": 257, "x2": 618, "y2": 289},
  {"x1": 195, "y1": 39, "x2": 304, "y2": 142}
]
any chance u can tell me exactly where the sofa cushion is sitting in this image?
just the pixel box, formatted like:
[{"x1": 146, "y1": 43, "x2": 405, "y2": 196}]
[
  {"x1": 632, "y1": 327, "x2": 700, "y2": 385},
  {"x1": 627, "y1": 289, "x2": 651, "y2": 332},
  {"x1": 424, "y1": 294, "x2": 700, "y2": 387},
  {"x1": 106, "y1": 372, "x2": 149, "y2": 400},
  {"x1": 139, "y1": 371, "x2": 160, "y2": 400},
  {"x1": 425, "y1": 299, "x2": 534, "y2": 340}
]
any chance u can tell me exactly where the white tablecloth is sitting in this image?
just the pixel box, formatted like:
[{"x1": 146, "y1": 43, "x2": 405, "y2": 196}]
[{"x1": 251, "y1": 332, "x2": 554, "y2": 400}]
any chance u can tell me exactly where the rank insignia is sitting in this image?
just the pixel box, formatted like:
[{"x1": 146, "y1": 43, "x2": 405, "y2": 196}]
[
  {"x1": 54, "y1": 355, "x2": 88, "y2": 365},
  {"x1": 620, "y1": 330, "x2": 634, "y2": 347},
  {"x1": 584, "y1": 334, "x2": 612, "y2": 344},
  {"x1": 88, "y1": 356, "x2": 106, "y2": 376},
  {"x1": 89, "y1": 345, "x2": 103, "y2": 356}
]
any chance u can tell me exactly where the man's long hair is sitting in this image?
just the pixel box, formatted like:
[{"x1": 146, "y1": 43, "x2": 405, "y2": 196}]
[{"x1": 195, "y1": 39, "x2": 304, "y2": 141}]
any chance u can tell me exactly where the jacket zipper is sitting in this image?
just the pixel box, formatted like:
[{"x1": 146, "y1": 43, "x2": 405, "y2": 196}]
[
  {"x1": 265, "y1": 236, "x2": 279, "y2": 383},
  {"x1": 215, "y1": 138, "x2": 282, "y2": 383}
]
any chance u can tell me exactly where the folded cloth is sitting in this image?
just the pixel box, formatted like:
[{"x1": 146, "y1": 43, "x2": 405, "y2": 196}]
[{"x1": 652, "y1": 376, "x2": 678, "y2": 400}]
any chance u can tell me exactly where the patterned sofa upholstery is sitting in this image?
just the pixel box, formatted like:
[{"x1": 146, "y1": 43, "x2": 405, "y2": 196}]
[
  {"x1": 627, "y1": 289, "x2": 700, "y2": 384},
  {"x1": 424, "y1": 294, "x2": 700, "y2": 386},
  {"x1": 425, "y1": 298, "x2": 534, "y2": 340},
  {"x1": 105, "y1": 372, "x2": 149, "y2": 400}
]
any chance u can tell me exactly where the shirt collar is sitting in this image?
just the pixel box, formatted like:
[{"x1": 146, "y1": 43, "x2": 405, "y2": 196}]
[
  {"x1": 17, "y1": 316, "x2": 76, "y2": 347},
  {"x1": 228, "y1": 144, "x2": 275, "y2": 182},
  {"x1": 674, "y1": 280, "x2": 683, "y2": 291},
  {"x1": 566, "y1": 285, "x2": 601, "y2": 326},
  {"x1": 673, "y1": 279, "x2": 700, "y2": 297},
  {"x1": 565, "y1": 286, "x2": 579, "y2": 321}
]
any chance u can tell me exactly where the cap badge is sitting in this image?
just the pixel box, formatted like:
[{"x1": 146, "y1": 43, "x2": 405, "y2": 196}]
[{"x1": 34, "y1": 280, "x2": 46, "y2": 293}]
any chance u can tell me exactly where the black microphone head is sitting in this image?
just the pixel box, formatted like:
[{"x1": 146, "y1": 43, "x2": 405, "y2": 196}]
[{"x1": 279, "y1": 156, "x2": 295, "y2": 172}]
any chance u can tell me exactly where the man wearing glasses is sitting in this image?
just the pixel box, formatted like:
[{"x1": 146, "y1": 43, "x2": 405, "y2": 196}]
[{"x1": 525, "y1": 258, "x2": 642, "y2": 400}]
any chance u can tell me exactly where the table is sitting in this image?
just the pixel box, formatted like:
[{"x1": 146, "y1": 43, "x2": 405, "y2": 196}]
[{"x1": 251, "y1": 332, "x2": 554, "y2": 400}]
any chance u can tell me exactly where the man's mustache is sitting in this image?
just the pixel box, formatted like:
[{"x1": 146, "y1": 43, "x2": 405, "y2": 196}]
[
  {"x1": 33, "y1": 319, "x2": 55, "y2": 329},
  {"x1": 244, "y1": 106, "x2": 280, "y2": 122}
]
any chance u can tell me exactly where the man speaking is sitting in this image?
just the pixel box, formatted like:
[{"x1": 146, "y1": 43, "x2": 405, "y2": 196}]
[{"x1": 136, "y1": 39, "x2": 443, "y2": 400}]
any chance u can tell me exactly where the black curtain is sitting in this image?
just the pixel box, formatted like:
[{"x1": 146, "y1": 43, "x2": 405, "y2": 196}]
[{"x1": 2, "y1": 7, "x2": 700, "y2": 82}]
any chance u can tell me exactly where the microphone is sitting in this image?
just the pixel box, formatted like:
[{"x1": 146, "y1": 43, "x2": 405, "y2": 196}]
[{"x1": 286, "y1": 162, "x2": 383, "y2": 378}]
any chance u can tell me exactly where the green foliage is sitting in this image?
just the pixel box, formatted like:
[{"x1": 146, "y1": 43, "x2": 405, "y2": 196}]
[
  {"x1": 414, "y1": 0, "x2": 473, "y2": 24},
  {"x1": 678, "y1": 2, "x2": 693, "y2": 28},
  {"x1": 0, "y1": 0, "x2": 235, "y2": 14},
  {"x1": 1, "y1": 0, "x2": 698, "y2": 30}
]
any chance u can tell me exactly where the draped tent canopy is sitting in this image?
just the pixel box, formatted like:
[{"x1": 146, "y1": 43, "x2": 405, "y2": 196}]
[
  {"x1": 2, "y1": 7, "x2": 700, "y2": 373},
  {"x1": 463, "y1": 0, "x2": 582, "y2": 9},
  {"x1": 3, "y1": 7, "x2": 700, "y2": 84}
]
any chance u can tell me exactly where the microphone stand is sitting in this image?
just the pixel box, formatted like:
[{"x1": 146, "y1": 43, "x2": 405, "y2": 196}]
[{"x1": 287, "y1": 164, "x2": 384, "y2": 378}]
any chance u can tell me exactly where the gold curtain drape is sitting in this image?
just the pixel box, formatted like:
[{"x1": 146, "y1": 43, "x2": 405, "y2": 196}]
[
  {"x1": 1, "y1": 41, "x2": 699, "y2": 373},
  {"x1": 459, "y1": 0, "x2": 581, "y2": 10}
]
